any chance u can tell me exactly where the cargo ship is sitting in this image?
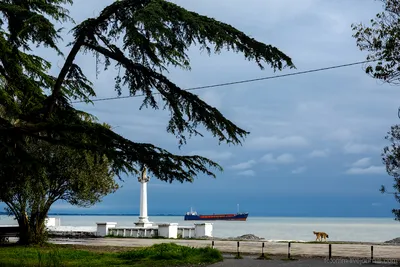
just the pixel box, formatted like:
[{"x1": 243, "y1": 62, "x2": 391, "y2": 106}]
[{"x1": 184, "y1": 206, "x2": 249, "y2": 221}]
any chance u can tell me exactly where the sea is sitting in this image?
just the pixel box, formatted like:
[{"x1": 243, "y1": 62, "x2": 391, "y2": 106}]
[{"x1": 0, "y1": 215, "x2": 399, "y2": 243}]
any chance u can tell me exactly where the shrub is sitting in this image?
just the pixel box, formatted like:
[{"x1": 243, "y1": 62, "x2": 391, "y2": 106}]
[{"x1": 119, "y1": 243, "x2": 223, "y2": 264}]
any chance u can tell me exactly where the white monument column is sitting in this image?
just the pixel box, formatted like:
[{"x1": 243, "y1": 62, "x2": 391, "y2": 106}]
[
  {"x1": 135, "y1": 165, "x2": 153, "y2": 228},
  {"x1": 139, "y1": 179, "x2": 149, "y2": 223}
]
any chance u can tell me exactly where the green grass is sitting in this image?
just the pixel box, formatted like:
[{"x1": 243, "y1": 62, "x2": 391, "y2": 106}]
[
  {"x1": 118, "y1": 243, "x2": 223, "y2": 266},
  {"x1": 0, "y1": 243, "x2": 223, "y2": 267}
]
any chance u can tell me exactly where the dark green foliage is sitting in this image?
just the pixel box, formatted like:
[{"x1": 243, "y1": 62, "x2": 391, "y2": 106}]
[
  {"x1": 352, "y1": 0, "x2": 400, "y2": 221},
  {"x1": 0, "y1": 133, "x2": 118, "y2": 245},
  {"x1": 0, "y1": 0, "x2": 73, "y2": 52},
  {"x1": 352, "y1": 0, "x2": 400, "y2": 84},
  {"x1": 0, "y1": 0, "x2": 294, "y2": 185},
  {"x1": 0, "y1": 104, "x2": 117, "y2": 244},
  {"x1": 119, "y1": 243, "x2": 223, "y2": 264},
  {"x1": 381, "y1": 125, "x2": 400, "y2": 221}
]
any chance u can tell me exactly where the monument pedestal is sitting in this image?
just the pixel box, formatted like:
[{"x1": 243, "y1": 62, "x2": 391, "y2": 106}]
[
  {"x1": 134, "y1": 222, "x2": 153, "y2": 228},
  {"x1": 134, "y1": 216, "x2": 153, "y2": 227}
]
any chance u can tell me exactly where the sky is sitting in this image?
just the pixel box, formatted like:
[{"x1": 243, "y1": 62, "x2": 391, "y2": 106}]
[{"x1": 4, "y1": 0, "x2": 400, "y2": 218}]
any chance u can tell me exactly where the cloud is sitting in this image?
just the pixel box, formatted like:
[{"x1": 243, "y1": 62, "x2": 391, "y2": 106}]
[
  {"x1": 292, "y1": 166, "x2": 307, "y2": 174},
  {"x1": 351, "y1": 157, "x2": 371, "y2": 168},
  {"x1": 189, "y1": 150, "x2": 233, "y2": 161},
  {"x1": 345, "y1": 165, "x2": 386, "y2": 175},
  {"x1": 326, "y1": 129, "x2": 353, "y2": 142},
  {"x1": 198, "y1": 90, "x2": 224, "y2": 109},
  {"x1": 308, "y1": 149, "x2": 329, "y2": 158},
  {"x1": 246, "y1": 136, "x2": 308, "y2": 150},
  {"x1": 260, "y1": 153, "x2": 295, "y2": 164},
  {"x1": 371, "y1": 203, "x2": 381, "y2": 207},
  {"x1": 230, "y1": 160, "x2": 257, "y2": 170},
  {"x1": 49, "y1": 203, "x2": 75, "y2": 211},
  {"x1": 296, "y1": 101, "x2": 328, "y2": 114},
  {"x1": 171, "y1": 0, "x2": 317, "y2": 31},
  {"x1": 343, "y1": 143, "x2": 381, "y2": 154},
  {"x1": 237, "y1": 170, "x2": 255, "y2": 177}
]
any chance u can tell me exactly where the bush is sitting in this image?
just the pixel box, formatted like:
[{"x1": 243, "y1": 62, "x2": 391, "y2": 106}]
[{"x1": 119, "y1": 243, "x2": 223, "y2": 265}]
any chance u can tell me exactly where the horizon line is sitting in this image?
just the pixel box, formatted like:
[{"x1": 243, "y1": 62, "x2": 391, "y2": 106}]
[{"x1": 0, "y1": 212, "x2": 396, "y2": 219}]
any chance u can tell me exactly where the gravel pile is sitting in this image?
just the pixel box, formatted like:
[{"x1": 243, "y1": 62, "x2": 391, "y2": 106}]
[
  {"x1": 237, "y1": 234, "x2": 264, "y2": 240},
  {"x1": 384, "y1": 237, "x2": 400, "y2": 244},
  {"x1": 201, "y1": 234, "x2": 264, "y2": 241},
  {"x1": 224, "y1": 234, "x2": 264, "y2": 241}
]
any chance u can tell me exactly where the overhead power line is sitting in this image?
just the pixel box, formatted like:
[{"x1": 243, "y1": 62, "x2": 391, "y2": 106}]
[{"x1": 71, "y1": 59, "x2": 378, "y2": 104}]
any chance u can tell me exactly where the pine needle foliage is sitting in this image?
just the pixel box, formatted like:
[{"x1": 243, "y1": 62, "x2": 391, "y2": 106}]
[{"x1": 0, "y1": 0, "x2": 294, "y2": 183}]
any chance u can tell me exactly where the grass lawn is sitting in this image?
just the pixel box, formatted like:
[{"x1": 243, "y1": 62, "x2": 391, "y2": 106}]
[{"x1": 0, "y1": 242, "x2": 223, "y2": 266}]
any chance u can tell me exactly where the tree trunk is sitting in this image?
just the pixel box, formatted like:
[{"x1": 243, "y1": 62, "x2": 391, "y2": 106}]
[{"x1": 18, "y1": 212, "x2": 48, "y2": 245}]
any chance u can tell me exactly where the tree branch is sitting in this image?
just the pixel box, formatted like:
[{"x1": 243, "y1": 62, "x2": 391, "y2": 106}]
[
  {"x1": 49, "y1": 0, "x2": 151, "y2": 115},
  {"x1": 82, "y1": 40, "x2": 249, "y2": 145},
  {"x1": 47, "y1": 35, "x2": 85, "y2": 116}
]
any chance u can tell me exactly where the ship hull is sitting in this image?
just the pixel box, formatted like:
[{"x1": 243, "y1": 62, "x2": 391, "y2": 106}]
[{"x1": 184, "y1": 213, "x2": 248, "y2": 221}]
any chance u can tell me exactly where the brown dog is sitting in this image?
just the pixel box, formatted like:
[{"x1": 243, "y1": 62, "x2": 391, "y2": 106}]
[{"x1": 313, "y1": 231, "x2": 329, "y2": 242}]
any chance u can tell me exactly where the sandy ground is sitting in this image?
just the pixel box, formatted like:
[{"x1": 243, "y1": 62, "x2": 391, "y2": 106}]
[{"x1": 50, "y1": 238, "x2": 400, "y2": 260}]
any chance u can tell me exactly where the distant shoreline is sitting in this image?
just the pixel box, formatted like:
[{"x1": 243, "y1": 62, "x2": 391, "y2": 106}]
[
  {"x1": 0, "y1": 213, "x2": 184, "y2": 217},
  {"x1": 0, "y1": 213, "x2": 396, "y2": 218}
]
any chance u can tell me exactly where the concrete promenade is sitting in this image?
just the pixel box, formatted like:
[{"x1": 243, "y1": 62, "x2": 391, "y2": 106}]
[
  {"x1": 50, "y1": 238, "x2": 400, "y2": 260},
  {"x1": 209, "y1": 257, "x2": 399, "y2": 267}
]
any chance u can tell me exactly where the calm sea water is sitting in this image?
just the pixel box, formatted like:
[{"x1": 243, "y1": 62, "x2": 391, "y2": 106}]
[{"x1": 1, "y1": 215, "x2": 399, "y2": 242}]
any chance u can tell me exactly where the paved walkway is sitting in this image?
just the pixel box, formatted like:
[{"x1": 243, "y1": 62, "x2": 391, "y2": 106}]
[
  {"x1": 209, "y1": 257, "x2": 398, "y2": 267},
  {"x1": 50, "y1": 238, "x2": 400, "y2": 260}
]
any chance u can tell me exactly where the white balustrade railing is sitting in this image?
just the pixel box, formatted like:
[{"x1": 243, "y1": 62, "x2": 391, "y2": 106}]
[
  {"x1": 102, "y1": 223, "x2": 212, "y2": 239},
  {"x1": 108, "y1": 227, "x2": 158, "y2": 238}
]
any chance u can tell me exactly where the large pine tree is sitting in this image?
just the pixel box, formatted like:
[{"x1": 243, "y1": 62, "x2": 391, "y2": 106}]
[{"x1": 0, "y1": 0, "x2": 294, "y2": 243}]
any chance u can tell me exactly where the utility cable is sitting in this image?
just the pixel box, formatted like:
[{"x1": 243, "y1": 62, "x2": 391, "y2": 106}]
[{"x1": 71, "y1": 59, "x2": 378, "y2": 104}]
